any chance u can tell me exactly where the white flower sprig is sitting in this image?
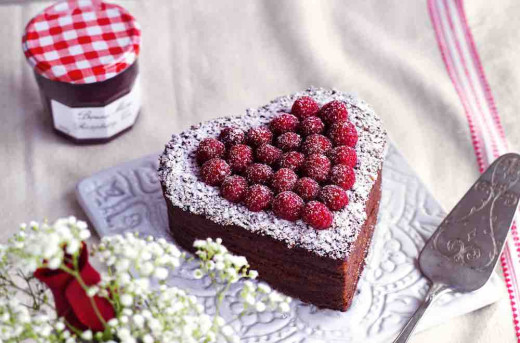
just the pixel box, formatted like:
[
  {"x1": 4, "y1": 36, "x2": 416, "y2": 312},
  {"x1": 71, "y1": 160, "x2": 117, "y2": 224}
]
[
  {"x1": 8, "y1": 217, "x2": 90, "y2": 274},
  {"x1": 193, "y1": 238, "x2": 291, "y2": 317},
  {"x1": 240, "y1": 281, "x2": 291, "y2": 314},
  {"x1": 102, "y1": 286, "x2": 218, "y2": 343},
  {"x1": 94, "y1": 233, "x2": 182, "y2": 282},
  {"x1": 0, "y1": 298, "x2": 66, "y2": 343},
  {"x1": 0, "y1": 219, "x2": 292, "y2": 343},
  {"x1": 193, "y1": 238, "x2": 256, "y2": 283}
]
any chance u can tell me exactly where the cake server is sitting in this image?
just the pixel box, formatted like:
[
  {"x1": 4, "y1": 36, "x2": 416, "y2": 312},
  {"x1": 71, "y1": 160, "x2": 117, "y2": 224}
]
[{"x1": 393, "y1": 153, "x2": 520, "y2": 343}]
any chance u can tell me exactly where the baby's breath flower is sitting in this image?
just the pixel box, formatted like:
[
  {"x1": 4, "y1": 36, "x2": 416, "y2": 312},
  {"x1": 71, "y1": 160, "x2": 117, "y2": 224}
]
[
  {"x1": 0, "y1": 219, "x2": 292, "y2": 343},
  {"x1": 153, "y1": 267, "x2": 168, "y2": 280},
  {"x1": 115, "y1": 258, "x2": 131, "y2": 272},
  {"x1": 120, "y1": 294, "x2": 133, "y2": 307},
  {"x1": 65, "y1": 238, "x2": 80, "y2": 255},
  {"x1": 81, "y1": 330, "x2": 93, "y2": 340},
  {"x1": 221, "y1": 325, "x2": 234, "y2": 337},
  {"x1": 0, "y1": 298, "x2": 60, "y2": 342},
  {"x1": 244, "y1": 294, "x2": 256, "y2": 305},
  {"x1": 6, "y1": 218, "x2": 91, "y2": 274},
  {"x1": 258, "y1": 283, "x2": 271, "y2": 293},
  {"x1": 86, "y1": 286, "x2": 98, "y2": 297},
  {"x1": 47, "y1": 257, "x2": 62, "y2": 270},
  {"x1": 108, "y1": 318, "x2": 119, "y2": 327},
  {"x1": 279, "y1": 302, "x2": 291, "y2": 313},
  {"x1": 140, "y1": 262, "x2": 154, "y2": 276},
  {"x1": 55, "y1": 321, "x2": 65, "y2": 332},
  {"x1": 193, "y1": 269, "x2": 204, "y2": 279},
  {"x1": 133, "y1": 314, "x2": 144, "y2": 328},
  {"x1": 194, "y1": 237, "x2": 255, "y2": 285},
  {"x1": 95, "y1": 233, "x2": 182, "y2": 282},
  {"x1": 239, "y1": 279, "x2": 292, "y2": 315},
  {"x1": 255, "y1": 302, "x2": 266, "y2": 312}
]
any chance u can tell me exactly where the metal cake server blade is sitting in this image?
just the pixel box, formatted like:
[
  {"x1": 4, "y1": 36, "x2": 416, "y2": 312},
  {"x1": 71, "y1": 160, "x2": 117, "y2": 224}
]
[{"x1": 393, "y1": 153, "x2": 520, "y2": 343}]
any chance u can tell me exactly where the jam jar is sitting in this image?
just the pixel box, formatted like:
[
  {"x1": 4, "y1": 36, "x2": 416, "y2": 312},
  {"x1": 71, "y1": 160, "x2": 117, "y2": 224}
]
[{"x1": 22, "y1": 0, "x2": 141, "y2": 144}]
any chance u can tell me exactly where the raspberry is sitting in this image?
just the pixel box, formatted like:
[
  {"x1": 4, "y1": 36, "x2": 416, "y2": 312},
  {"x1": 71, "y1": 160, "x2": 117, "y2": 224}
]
[
  {"x1": 330, "y1": 165, "x2": 356, "y2": 190},
  {"x1": 319, "y1": 100, "x2": 348, "y2": 125},
  {"x1": 269, "y1": 113, "x2": 299, "y2": 135},
  {"x1": 302, "y1": 201, "x2": 333, "y2": 230},
  {"x1": 300, "y1": 116, "x2": 325, "y2": 136},
  {"x1": 276, "y1": 132, "x2": 302, "y2": 152},
  {"x1": 244, "y1": 185, "x2": 273, "y2": 212},
  {"x1": 256, "y1": 144, "x2": 282, "y2": 166},
  {"x1": 196, "y1": 138, "x2": 225, "y2": 164},
  {"x1": 294, "y1": 177, "x2": 320, "y2": 201},
  {"x1": 328, "y1": 121, "x2": 358, "y2": 147},
  {"x1": 227, "y1": 144, "x2": 253, "y2": 173},
  {"x1": 329, "y1": 146, "x2": 357, "y2": 167},
  {"x1": 219, "y1": 127, "x2": 245, "y2": 147},
  {"x1": 291, "y1": 96, "x2": 320, "y2": 120},
  {"x1": 303, "y1": 154, "x2": 331, "y2": 183},
  {"x1": 221, "y1": 175, "x2": 248, "y2": 203},
  {"x1": 272, "y1": 192, "x2": 304, "y2": 221},
  {"x1": 245, "y1": 163, "x2": 274, "y2": 185},
  {"x1": 271, "y1": 168, "x2": 298, "y2": 193},
  {"x1": 246, "y1": 127, "x2": 273, "y2": 147},
  {"x1": 319, "y1": 185, "x2": 349, "y2": 211},
  {"x1": 278, "y1": 151, "x2": 305, "y2": 171},
  {"x1": 301, "y1": 134, "x2": 333, "y2": 156},
  {"x1": 201, "y1": 158, "x2": 231, "y2": 186}
]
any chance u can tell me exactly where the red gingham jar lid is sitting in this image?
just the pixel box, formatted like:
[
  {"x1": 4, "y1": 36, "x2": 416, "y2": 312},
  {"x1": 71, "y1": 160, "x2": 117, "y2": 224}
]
[{"x1": 22, "y1": 0, "x2": 141, "y2": 84}]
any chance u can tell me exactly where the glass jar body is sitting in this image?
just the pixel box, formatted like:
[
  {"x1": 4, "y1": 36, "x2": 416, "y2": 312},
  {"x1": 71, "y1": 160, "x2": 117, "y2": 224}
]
[{"x1": 35, "y1": 61, "x2": 141, "y2": 144}]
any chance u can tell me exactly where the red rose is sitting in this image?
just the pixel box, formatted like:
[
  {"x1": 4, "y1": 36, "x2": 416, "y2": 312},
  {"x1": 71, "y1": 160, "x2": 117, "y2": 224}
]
[{"x1": 34, "y1": 244, "x2": 115, "y2": 332}]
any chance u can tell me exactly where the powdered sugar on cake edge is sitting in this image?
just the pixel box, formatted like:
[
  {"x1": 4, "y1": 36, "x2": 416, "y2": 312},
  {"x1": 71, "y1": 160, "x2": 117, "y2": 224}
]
[{"x1": 158, "y1": 88, "x2": 387, "y2": 260}]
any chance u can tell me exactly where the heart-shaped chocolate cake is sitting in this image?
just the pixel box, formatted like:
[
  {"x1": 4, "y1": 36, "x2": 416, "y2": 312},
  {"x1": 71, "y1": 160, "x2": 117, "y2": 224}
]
[{"x1": 159, "y1": 88, "x2": 387, "y2": 311}]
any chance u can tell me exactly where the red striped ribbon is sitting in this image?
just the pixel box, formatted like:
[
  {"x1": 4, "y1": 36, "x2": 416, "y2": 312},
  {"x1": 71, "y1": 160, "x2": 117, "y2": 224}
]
[{"x1": 428, "y1": 0, "x2": 520, "y2": 340}]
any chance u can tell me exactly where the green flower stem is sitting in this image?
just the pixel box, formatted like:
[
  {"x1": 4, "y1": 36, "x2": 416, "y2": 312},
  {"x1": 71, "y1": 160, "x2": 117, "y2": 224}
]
[
  {"x1": 65, "y1": 319, "x2": 84, "y2": 337},
  {"x1": 102, "y1": 266, "x2": 122, "y2": 316},
  {"x1": 60, "y1": 265, "x2": 108, "y2": 329},
  {"x1": 213, "y1": 281, "x2": 231, "y2": 327}
]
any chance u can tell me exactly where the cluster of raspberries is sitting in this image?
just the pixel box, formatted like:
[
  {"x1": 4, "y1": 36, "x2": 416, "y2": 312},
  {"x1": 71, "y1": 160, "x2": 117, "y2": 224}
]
[{"x1": 195, "y1": 96, "x2": 358, "y2": 230}]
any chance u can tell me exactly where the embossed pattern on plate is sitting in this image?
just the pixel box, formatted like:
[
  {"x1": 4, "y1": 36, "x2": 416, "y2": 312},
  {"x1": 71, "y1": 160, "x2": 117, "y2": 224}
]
[{"x1": 76, "y1": 143, "x2": 501, "y2": 343}]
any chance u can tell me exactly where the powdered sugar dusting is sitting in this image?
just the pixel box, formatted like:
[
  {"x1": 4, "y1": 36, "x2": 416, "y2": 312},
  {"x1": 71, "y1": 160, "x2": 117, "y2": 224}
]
[
  {"x1": 158, "y1": 87, "x2": 387, "y2": 260},
  {"x1": 219, "y1": 127, "x2": 245, "y2": 147}
]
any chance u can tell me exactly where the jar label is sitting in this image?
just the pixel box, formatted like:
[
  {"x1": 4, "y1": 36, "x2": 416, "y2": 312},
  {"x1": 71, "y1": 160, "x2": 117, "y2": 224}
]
[{"x1": 50, "y1": 80, "x2": 141, "y2": 140}]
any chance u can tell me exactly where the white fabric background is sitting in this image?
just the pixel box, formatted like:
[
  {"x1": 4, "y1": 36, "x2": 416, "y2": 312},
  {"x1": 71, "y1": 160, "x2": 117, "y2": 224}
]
[{"x1": 1, "y1": 0, "x2": 519, "y2": 341}]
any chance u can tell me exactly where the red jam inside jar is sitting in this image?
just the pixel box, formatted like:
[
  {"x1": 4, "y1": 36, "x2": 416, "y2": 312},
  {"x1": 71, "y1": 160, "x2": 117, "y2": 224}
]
[{"x1": 22, "y1": 0, "x2": 142, "y2": 144}]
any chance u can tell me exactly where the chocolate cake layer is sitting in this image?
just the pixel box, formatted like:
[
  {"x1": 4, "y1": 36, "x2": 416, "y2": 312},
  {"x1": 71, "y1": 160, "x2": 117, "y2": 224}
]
[
  {"x1": 158, "y1": 88, "x2": 387, "y2": 311},
  {"x1": 166, "y1": 169, "x2": 382, "y2": 311}
]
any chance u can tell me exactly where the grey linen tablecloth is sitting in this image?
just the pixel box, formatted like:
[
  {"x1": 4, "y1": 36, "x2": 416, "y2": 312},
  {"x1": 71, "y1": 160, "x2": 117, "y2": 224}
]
[{"x1": 1, "y1": 0, "x2": 519, "y2": 341}]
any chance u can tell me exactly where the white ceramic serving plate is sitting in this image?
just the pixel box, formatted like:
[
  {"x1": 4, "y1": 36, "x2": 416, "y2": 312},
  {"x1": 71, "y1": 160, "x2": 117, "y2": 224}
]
[{"x1": 77, "y1": 143, "x2": 501, "y2": 343}]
